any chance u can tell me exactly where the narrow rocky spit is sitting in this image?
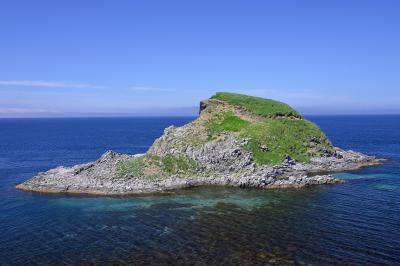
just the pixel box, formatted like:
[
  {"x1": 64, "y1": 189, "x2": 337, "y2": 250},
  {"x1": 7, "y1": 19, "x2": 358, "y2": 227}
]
[
  {"x1": 16, "y1": 93, "x2": 383, "y2": 195},
  {"x1": 16, "y1": 145, "x2": 381, "y2": 195}
]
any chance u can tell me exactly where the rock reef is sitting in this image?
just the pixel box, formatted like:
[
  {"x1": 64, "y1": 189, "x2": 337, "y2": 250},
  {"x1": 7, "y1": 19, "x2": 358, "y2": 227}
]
[{"x1": 16, "y1": 92, "x2": 382, "y2": 195}]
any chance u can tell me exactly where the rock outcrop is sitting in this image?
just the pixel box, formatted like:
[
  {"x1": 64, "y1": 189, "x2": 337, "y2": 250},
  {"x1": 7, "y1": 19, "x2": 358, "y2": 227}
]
[{"x1": 16, "y1": 92, "x2": 382, "y2": 195}]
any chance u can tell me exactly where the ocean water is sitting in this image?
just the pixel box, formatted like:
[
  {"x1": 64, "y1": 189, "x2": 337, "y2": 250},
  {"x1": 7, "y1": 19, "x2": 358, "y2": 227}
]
[{"x1": 0, "y1": 116, "x2": 399, "y2": 265}]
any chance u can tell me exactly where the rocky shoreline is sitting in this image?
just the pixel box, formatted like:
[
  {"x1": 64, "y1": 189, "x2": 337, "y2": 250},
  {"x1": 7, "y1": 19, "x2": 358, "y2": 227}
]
[{"x1": 16, "y1": 148, "x2": 382, "y2": 195}]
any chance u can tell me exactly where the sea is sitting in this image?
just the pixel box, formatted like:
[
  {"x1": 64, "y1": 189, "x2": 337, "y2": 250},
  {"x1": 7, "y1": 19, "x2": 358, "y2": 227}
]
[{"x1": 0, "y1": 116, "x2": 399, "y2": 265}]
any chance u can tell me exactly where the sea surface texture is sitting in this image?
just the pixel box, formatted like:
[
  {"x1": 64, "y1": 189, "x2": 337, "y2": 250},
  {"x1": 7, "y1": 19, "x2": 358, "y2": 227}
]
[{"x1": 0, "y1": 116, "x2": 399, "y2": 265}]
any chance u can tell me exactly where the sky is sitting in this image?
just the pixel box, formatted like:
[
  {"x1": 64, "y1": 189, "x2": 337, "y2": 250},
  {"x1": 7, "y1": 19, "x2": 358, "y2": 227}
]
[{"x1": 0, "y1": 0, "x2": 399, "y2": 117}]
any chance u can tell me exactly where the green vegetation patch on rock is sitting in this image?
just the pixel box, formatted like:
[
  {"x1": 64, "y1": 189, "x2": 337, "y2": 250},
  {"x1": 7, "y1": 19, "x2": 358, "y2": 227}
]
[
  {"x1": 240, "y1": 119, "x2": 334, "y2": 164},
  {"x1": 117, "y1": 154, "x2": 200, "y2": 180},
  {"x1": 204, "y1": 110, "x2": 333, "y2": 165},
  {"x1": 211, "y1": 92, "x2": 302, "y2": 118},
  {"x1": 117, "y1": 156, "x2": 146, "y2": 178},
  {"x1": 206, "y1": 111, "x2": 250, "y2": 139}
]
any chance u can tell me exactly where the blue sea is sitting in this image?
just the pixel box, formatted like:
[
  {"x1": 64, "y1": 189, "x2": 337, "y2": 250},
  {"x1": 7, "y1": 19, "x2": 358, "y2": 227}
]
[{"x1": 0, "y1": 116, "x2": 399, "y2": 265}]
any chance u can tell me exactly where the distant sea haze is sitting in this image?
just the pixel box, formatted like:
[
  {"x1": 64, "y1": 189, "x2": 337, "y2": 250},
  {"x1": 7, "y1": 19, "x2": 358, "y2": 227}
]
[
  {"x1": 1, "y1": 105, "x2": 400, "y2": 118},
  {"x1": 0, "y1": 106, "x2": 200, "y2": 118}
]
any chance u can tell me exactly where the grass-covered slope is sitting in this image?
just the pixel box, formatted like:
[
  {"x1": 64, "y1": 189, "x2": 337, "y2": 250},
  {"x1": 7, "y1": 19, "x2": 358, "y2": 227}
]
[
  {"x1": 117, "y1": 154, "x2": 200, "y2": 180},
  {"x1": 211, "y1": 92, "x2": 302, "y2": 118},
  {"x1": 117, "y1": 92, "x2": 334, "y2": 178},
  {"x1": 206, "y1": 92, "x2": 333, "y2": 164},
  {"x1": 206, "y1": 110, "x2": 333, "y2": 164}
]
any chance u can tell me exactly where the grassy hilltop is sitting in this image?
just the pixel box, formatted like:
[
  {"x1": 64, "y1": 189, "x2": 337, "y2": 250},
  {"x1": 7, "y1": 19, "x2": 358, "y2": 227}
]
[
  {"x1": 211, "y1": 92, "x2": 302, "y2": 118},
  {"x1": 205, "y1": 92, "x2": 333, "y2": 164},
  {"x1": 117, "y1": 92, "x2": 334, "y2": 179}
]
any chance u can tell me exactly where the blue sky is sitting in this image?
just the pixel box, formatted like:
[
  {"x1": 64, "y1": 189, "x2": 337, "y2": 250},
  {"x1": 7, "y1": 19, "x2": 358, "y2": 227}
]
[{"x1": 0, "y1": 0, "x2": 399, "y2": 117}]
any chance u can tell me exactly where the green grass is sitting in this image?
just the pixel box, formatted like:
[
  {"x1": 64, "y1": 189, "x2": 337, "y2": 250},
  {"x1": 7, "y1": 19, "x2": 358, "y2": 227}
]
[
  {"x1": 205, "y1": 111, "x2": 333, "y2": 165},
  {"x1": 117, "y1": 156, "x2": 145, "y2": 178},
  {"x1": 116, "y1": 154, "x2": 200, "y2": 179},
  {"x1": 211, "y1": 92, "x2": 301, "y2": 118},
  {"x1": 206, "y1": 112, "x2": 250, "y2": 139},
  {"x1": 241, "y1": 119, "x2": 333, "y2": 164},
  {"x1": 159, "y1": 154, "x2": 199, "y2": 173}
]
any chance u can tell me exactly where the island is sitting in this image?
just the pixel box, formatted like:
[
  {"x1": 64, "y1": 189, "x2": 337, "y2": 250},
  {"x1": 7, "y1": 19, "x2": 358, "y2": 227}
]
[{"x1": 16, "y1": 92, "x2": 382, "y2": 195}]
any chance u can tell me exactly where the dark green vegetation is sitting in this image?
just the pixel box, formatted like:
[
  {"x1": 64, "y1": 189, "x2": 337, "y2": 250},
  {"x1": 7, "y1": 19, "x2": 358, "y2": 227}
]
[
  {"x1": 206, "y1": 92, "x2": 333, "y2": 164},
  {"x1": 117, "y1": 154, "x2": 200, "y2": 179},
  {"x1": 211, "y1": 92, "x2": 302, "y2": 118}
]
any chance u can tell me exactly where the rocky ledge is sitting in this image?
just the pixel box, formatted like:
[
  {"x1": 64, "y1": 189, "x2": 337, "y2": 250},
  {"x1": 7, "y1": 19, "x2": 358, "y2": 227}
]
[{"x1": 16, "y1": 92, "x2": 382, "y2": 195}]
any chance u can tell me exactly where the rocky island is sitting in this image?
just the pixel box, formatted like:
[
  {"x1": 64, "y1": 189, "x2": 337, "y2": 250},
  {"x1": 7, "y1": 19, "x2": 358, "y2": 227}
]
[{"x1": 16, "y1": 92, "x2": 381, "y2": 195}]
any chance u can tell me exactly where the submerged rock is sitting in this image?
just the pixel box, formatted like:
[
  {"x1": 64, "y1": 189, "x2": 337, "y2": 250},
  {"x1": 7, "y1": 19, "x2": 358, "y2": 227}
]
[{"x1": 16, "y1": 92, "x2": 383, "y2": 195}]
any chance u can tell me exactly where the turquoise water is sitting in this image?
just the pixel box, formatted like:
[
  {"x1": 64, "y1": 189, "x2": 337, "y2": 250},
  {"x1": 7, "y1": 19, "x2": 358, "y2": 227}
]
[{"x1": 0, "y1": 116, "x2": 399, "y2": 264}]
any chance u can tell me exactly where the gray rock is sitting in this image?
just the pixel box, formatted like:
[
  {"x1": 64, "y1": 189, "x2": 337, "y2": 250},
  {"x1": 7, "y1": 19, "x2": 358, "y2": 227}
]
[
  {"x1": 259, "y1": 144, "x2": 269, "y2": 152},
  {"x1": 240, "y1": 138, "x2": 250, "y2": 146}
]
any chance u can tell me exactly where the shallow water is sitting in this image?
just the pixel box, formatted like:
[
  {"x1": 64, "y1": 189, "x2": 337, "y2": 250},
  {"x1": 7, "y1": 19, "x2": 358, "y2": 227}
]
[{"x1": 0, "y1": 116, "x2": 399, "y2": 264}]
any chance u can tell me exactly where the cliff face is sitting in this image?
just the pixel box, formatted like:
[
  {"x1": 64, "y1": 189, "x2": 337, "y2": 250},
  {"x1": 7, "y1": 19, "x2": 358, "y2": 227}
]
[{"x1": 16, "y1": 92, "x2": 381, "y2": 194}]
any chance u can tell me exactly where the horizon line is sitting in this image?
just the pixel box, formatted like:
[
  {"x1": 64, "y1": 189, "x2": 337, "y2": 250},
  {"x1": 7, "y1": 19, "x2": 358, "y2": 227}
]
[{"x1": 1, "y1": 113, "x2": 400, "y2": 119}]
